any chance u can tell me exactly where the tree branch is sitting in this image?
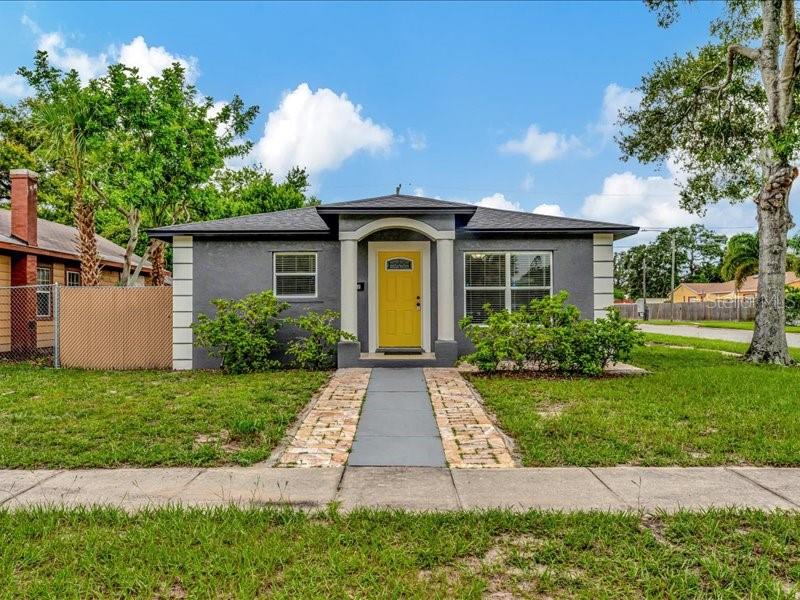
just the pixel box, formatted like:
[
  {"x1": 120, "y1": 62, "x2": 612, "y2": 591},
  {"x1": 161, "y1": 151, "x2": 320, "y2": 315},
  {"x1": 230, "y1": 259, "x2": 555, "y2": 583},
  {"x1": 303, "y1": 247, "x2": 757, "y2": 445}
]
[
  {"x1": 779, "y1": 0, "x2": 798, "y2": 122},
  {"x1": 703, "y1": 44, "x2": 760, "y2": 93}
]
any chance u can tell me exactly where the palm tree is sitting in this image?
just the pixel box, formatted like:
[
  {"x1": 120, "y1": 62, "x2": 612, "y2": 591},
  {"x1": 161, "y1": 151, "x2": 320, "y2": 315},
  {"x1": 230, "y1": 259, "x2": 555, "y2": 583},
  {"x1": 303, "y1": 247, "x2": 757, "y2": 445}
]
[
  {"x1": 721, "y1": 233, "x2": 759, "y2": 290},
  {"x1": 20, "y1": 53, "x2": 106, "y2": 285}
]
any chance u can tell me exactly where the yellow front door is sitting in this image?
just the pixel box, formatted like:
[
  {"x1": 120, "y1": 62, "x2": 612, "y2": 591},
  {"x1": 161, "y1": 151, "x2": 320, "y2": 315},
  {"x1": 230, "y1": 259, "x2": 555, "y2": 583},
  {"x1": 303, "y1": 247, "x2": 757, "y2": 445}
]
[{"x1": 378, "y1": 251, "x2": 421, "y2": 348}]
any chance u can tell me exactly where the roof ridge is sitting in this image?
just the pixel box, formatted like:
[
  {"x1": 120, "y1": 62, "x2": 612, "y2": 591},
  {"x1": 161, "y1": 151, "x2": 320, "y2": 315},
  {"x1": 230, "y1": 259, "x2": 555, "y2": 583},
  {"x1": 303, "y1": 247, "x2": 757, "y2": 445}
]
[{"x1": 471, "y1": 205, "x2": 636, "y2": 229}]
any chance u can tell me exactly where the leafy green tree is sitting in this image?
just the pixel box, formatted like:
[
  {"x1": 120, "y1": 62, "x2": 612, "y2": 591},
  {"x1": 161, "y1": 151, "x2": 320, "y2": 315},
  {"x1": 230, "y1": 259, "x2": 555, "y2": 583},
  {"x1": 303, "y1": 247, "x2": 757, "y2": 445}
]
[
  {"x1": 19, "y1": 52, "x2": 109, "y2": 285},
  {"x1": 94, "y1": 63, "x2": 258, "y2": 285},
  {"x1": 200, "y1": 165, "x2": 317, "y2": 222},
  {"x1": 620, "y1": 0, "x2": 800, "y2": 364},
  {"x1": 614, "y1": 225, "x2": 726, "y2": 298},
  {"x1": 721, "y1": 233, "x2": 760, "y2": 289}
]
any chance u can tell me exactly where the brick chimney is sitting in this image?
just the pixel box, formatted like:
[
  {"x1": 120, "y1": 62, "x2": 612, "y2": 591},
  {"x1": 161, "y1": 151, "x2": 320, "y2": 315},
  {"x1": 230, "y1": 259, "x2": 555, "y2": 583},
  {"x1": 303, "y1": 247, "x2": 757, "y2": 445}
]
[{"x1": 10, "y1": 169, "x2": 39, "y2": 247}]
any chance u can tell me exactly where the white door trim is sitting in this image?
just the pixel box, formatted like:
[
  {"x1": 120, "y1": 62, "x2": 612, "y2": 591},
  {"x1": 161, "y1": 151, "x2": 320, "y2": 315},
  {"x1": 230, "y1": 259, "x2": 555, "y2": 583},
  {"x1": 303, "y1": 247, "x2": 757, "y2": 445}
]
[{"x1": 368, "y1": 241, "x2": 431, "y2": 353}]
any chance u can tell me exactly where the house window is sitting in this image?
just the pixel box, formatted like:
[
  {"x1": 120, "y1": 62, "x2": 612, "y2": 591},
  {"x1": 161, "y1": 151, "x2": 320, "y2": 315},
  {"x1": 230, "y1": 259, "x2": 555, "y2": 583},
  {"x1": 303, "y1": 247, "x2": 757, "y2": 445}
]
[
  {"x1": 36, "y1": 266, "x2": 52, "y2": 317},
  {"x1": 67, "y1": 270, "x2": 81, "y2": 286},
  {"x1": 385, "y1": 257, "x2": 413, "y2": 271},
  {"x1": 464, "y1": 252, "x2": 552, "y2": 323},
  {"x1": 274, "y1": 252, "x2": 317, "y2": 298}
]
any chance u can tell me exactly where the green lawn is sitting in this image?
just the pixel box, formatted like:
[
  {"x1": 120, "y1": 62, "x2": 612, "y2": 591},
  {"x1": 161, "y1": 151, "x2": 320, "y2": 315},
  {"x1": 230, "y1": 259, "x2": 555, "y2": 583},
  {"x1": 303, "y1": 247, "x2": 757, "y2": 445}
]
[
  {"x1": 1, "y1": 507, "x2": 798, "y2": 598},
  {"x1": 0, "y1": 365, "x2": 327, "y2": 468},
  {"x1": 646, "y1": 319, "x2": 800, "y2": 333},
  {"x1": 469, "y1": 341, "x2": 800, "y2": 467}
]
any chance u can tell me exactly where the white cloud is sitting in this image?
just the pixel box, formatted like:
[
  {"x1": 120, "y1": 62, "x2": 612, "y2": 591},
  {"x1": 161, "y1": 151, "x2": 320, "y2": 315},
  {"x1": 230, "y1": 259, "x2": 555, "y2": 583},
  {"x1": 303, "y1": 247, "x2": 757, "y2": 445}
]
[
  {"x1": 250, "y1": 83, "x2": 394, "y2": 175},
  {"x1": 18, "y1": 16, "x2": 197, "y2": 85},
  {"x1": 594, "y1": 83, "x2": 643, "y2": 139},
  {"x1": 0, "y1": 74, "x2": 29, "y2": 98},
  {"x1": 407, "y1": 129, "x2": 427, "y2": 151},
  {"x1": 521, "y1": 173, "x2": 535, "y2": 191},
  {"x1": 580, "y1": 157, "x2": 756, "y2": 243},
  {"x1": 499, "y1": 124, "x2": 582, "y2": 163},
  {"x1": 532, "y1": 203, "x2": 566, "y2": 217},
  {"x1": 413, "y1": 187, "x2": 426, "y2": 197},
  {"x1": 476, "y1": 193, "x2": 522, "y2": 212},
  {"x1": 115, "y1": 36, "x2": 199, "y2": 83}
]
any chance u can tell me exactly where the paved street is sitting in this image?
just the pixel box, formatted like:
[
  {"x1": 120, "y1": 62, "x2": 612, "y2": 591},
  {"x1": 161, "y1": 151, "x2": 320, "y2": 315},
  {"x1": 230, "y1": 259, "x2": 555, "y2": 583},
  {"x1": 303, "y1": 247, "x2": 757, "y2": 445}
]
[
  {"x1": 639, "y1": 323, "x2": 800, "y2": 348},
  {"x1": 2, "y1": 466, "x2": 799, "y2": 512}
]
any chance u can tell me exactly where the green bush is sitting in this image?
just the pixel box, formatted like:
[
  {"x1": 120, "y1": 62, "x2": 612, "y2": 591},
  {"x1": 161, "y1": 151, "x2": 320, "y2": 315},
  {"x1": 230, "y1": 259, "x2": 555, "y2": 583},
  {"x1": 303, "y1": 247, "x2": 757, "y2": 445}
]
[
  {"x1": 787, "y1": 285, "x2": 800, "y2": 325},
  {"x1": 459, "y1": 291, "x2": 644, "y2": 375},
  {"x1": 287, "y1": 309, "x2": 355, "y2": 370},
  {"x1": 192, "y1": 291, "x2": 288, "y2": 374}
]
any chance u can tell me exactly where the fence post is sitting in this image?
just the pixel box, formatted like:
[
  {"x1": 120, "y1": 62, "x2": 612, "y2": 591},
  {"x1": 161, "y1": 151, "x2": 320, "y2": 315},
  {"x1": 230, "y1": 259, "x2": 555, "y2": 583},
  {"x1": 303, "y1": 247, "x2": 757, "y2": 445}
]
[{"x1": 53, "y1": 283, "x2": 60, "y2": 368}]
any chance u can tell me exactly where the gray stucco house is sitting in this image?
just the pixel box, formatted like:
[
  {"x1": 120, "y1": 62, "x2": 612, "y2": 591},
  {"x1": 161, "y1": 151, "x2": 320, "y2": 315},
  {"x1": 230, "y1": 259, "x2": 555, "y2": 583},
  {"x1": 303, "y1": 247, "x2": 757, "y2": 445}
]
[{"x1": 149, "y1": 194, "x2": 638, "y2": 369}]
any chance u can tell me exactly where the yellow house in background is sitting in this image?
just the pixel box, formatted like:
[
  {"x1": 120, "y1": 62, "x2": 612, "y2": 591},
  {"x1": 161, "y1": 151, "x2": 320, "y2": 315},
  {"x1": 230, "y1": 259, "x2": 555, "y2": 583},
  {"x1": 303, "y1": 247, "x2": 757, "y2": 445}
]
[{"x1": 672, "y1": 271, "x2": 800, "y2": 302}]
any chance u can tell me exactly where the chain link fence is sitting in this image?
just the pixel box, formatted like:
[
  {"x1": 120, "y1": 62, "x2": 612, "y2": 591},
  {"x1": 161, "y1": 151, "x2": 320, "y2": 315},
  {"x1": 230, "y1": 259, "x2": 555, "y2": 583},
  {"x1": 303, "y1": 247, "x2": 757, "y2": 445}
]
[{"x1": 0, "y1": 284, "x2": 172, "y2": 369}]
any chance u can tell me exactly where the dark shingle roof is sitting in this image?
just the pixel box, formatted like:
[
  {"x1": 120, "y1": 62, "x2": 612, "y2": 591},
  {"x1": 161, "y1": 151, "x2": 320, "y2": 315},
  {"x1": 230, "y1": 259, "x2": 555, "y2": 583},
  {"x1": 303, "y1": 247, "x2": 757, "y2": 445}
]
[
  {"x1": 149, "y1": 207, "x2": 330, "y2": 237},
  {"x1": 148, "y1": 195, "x2": 638, "y2": 238},
  {"x1": 464, "y1": 206, "x2": 635, "y2": 233},
  {"x1": 0, "y1": 209, "x2": 149, "y2": 266},
  {"x1": 317, "y1": 194, "x2": 476, "y2": 213}
]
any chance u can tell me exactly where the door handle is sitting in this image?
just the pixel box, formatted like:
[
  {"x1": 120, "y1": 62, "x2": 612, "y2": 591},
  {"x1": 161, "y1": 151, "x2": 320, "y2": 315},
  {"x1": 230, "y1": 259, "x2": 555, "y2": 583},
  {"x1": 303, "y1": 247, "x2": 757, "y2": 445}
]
[{"x1": 416, "y1": 296, "x2": 421, "y2": 310}]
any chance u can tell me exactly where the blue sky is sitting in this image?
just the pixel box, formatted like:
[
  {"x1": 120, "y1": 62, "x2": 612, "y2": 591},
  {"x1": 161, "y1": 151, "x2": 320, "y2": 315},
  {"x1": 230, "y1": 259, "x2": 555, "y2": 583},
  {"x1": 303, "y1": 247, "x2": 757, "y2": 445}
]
[{"x1": 1, "y1": 1, "x2": 791, "y2": 246}]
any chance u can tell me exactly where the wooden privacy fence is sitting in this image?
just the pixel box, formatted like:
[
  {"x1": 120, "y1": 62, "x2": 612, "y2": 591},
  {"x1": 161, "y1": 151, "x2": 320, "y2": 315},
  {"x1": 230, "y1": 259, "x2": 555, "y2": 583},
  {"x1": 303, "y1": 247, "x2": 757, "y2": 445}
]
[
  {"x1": 59, "y1": 286, "x2": 172, "y2": 369},
  {"x1": 614, "y1": 300, "x2": 756, "y2": 322}
]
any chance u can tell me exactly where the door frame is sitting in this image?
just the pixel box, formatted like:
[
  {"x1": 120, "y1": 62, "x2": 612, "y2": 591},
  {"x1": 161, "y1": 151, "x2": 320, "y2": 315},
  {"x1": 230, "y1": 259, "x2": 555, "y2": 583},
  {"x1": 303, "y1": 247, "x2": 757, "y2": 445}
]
[{"x1": 368, "y1": 240, "x2": 431, "y2": 353}]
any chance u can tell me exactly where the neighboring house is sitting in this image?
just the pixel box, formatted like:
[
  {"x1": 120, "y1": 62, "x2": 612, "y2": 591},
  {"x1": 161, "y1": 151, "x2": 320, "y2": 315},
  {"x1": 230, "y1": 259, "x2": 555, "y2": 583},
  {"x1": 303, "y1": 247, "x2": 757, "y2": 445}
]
[
  {"x1": 1, "y1": 169, "x2": 154, "y2": 355},
  {"x1": 149, "y1": 194, "x2": 639, "y2": 370},
  {"x1": 672, "y1": 272, "x2": 800, "y2": 302}
]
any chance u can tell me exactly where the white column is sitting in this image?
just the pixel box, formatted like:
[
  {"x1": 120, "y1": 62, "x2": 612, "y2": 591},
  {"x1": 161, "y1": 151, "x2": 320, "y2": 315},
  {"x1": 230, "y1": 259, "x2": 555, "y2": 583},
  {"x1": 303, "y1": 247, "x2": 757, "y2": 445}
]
[
  {"x1": 593, "y1": 233, "x2": 614, "y2": 320},
  {"x1": 436, "y1": 238, "x2": 455, "y2": 340},
  {"x1": 340, "y1": 239, "x2": 358, "y2": 337},
  {"x1": 172, "y1": 235, "x2": 193, "y2": 370}
]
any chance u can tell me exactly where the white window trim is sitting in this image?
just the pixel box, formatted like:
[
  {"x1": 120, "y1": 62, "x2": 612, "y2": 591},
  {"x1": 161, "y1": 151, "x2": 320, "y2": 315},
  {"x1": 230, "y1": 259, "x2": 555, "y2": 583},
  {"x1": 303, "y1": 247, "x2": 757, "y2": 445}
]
[
  {"x1": 463, "y1": 251, "x2": 553, "y2": 320},
  {"x1": 273, "y1": 251, "x2": 318, "y2": 299},
  {"x1": 66, "y1": 270, "x2": 81, "y2": 286},
  {"x1": 36, "y1": 266, "x2": 53, "y2": 318}
]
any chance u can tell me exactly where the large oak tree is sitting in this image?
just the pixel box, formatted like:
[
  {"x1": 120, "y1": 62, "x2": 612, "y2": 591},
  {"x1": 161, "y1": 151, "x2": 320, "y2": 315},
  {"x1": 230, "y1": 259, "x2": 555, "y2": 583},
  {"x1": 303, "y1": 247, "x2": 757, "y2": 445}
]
[{"x1": 621, "y1": 0, "x2": 800, "y2": 363}]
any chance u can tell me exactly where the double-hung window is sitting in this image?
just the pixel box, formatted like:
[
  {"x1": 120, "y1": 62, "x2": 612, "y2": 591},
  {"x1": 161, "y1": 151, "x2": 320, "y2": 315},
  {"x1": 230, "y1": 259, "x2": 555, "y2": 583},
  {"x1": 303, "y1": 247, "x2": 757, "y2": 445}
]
[
  {"x1": 66, "y1": 270, "x2": 81, "y2": 286},
  {"x1": 464, "y1": 251, "x2": 552, "y2": 322},
  {"x1": 36, "y1": 266, "x2": 52, "y2": 317},
  {"x1": 274, "y1": 252, "x2": 317, "y2": 298}
]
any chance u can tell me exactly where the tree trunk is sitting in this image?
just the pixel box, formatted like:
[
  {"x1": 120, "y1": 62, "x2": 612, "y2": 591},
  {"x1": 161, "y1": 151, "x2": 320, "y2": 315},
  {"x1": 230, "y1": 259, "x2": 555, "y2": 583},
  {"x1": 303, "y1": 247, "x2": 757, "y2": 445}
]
[
  {"x1": 121, "y1": 208, "x2": 141, "y2": 287},
  {"x1": 150, "y1": 240, "x2": 167, "y2": 286},
  {"x1": 746, "y1": 164, "x2": 795, "y2": 364},
  {"x1": 74, "y1": 200, "x2": 102, "y2": 286}
]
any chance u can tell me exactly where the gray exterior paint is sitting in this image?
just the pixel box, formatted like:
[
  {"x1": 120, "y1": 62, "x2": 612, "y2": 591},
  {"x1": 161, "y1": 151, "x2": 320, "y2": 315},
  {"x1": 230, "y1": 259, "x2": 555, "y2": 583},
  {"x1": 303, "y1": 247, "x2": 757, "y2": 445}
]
[
  {"x1": 192, "y1": 238, "x2": 340, "y2": 369},
  {"x1": 177, "y1": 193, "x2": 627, "y2": 368},
  {"x1": 190, "y1": 230, "x2": 593, "y2": 366},
  {"x1": 453, "y1": 235, "x2": 594, "y2": 352},
  {"x1": 339, "y1": 213, "x2": 455, "y2": 233}
]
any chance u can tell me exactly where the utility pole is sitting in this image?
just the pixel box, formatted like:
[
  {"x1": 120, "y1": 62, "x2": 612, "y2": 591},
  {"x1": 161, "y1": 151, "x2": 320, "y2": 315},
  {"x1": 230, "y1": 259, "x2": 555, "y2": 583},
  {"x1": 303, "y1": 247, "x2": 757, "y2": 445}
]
[
  {"x1": 642, "y1": 256, "x2": 648, "y2": 321},
  {"x1": 670, "y1": 236, "x2": 676, "y2": 322}
]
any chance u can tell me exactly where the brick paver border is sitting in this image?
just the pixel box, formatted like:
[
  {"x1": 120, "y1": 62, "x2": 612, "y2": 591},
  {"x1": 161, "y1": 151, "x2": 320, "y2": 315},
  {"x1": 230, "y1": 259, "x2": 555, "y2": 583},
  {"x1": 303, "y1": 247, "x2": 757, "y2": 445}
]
[
  {"x1": 276, "y1": 368, "x2": 371, "y2": 467},
  {"x1": 424, "y1": 368, "x2": 516, "y2": 468}
]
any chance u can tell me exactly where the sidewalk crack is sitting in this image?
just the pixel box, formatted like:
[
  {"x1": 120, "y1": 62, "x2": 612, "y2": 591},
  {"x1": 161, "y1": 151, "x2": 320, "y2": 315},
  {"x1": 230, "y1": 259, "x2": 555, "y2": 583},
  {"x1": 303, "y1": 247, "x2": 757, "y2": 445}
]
[
  {"x1": 725, "y1": 467, "x2": 800, "y2": 508},
  {"x1": 0, "y1": 470, "x2": 63, "y2": 507},
  {"x1": 586, "y1": 467, "x2": 633, "y2": 510}
]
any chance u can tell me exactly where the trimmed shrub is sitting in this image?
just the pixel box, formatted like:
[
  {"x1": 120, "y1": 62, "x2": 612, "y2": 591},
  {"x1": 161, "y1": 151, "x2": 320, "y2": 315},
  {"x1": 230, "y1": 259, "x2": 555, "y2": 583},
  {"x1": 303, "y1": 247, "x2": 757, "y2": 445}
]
[
  {"x1": 286, "y1": 309, "x2": 355, "y2": 370},
  {"x1": 459, "y1": 291, "x2": 644, "y2": 375},
  {"x1": 192, "y1": 290, "x2": 288, "y2": 374},
  {"x1": 787, "y1": 285, "x2": 800, "y2": 325}
]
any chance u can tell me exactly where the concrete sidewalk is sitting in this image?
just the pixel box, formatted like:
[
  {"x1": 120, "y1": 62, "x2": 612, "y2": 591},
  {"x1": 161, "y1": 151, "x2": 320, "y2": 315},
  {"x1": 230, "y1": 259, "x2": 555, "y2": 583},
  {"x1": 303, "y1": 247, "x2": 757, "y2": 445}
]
[{"x1": 2, "y1": 466, "x2": 799, "y2": 512}]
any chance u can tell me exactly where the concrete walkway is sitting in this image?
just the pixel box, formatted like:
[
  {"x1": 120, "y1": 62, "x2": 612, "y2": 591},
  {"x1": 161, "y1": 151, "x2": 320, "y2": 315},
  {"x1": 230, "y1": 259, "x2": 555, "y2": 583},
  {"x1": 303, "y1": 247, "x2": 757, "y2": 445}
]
[
  {"x1": 2, "y1": 466, "x2": 799, "y2": 512},
  {"x1": 348, "y1": 368, "x2": 446, "y2": 467},
  {"x1": 639, "y1": 323, "x2": 800, "y2": 348}
]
